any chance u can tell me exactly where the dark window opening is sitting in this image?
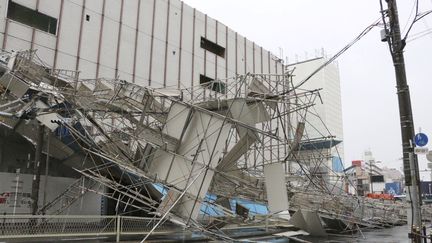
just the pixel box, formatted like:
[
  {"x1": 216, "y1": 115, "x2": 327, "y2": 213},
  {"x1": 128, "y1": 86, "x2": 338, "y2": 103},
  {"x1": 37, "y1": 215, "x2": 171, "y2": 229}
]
[
  {"x1": 200, "y1": 37, "x2": 225, "y2": 58},
  {"x1": 7, "y1": 0, "x2": 58, "y2": 35},
  {"x1": 200, "y1": 75, "x2": 226, "y2": 94},
  {"x1": 86, "y1": 14, "x2": 90, "y2": 21}
]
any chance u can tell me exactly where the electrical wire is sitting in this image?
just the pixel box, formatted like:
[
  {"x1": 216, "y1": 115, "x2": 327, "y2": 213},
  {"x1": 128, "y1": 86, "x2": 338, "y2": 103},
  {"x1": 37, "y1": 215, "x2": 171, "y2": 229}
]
[
  {"x1": 403, "y1": 0, "x2": 420, "y2": 41},
  {"x1": 279, "y1": 18, "x2": 381, "y2": 95}
]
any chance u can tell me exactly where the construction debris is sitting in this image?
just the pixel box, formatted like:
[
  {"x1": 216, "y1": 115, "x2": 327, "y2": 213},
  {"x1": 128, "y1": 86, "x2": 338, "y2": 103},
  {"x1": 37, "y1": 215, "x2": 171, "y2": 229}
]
[{"x1": 0, "y1": 50, "x2": 419, "y2": 241}]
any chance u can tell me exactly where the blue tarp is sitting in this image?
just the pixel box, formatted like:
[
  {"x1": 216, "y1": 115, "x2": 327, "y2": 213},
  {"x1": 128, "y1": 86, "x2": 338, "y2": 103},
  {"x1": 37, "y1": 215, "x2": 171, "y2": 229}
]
[
  {"x1": 385, "y1": 182, "x2": 402, "y2": 195},
  {"x1": 151, "y1": 184, "x2": 268, "y2": 216}
]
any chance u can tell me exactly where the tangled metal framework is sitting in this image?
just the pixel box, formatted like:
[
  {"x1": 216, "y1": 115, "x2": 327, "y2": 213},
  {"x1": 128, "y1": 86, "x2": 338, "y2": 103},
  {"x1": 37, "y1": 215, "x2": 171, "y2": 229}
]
[{"x1": 0, "y1": 50, "x2": 413, "y2": 241}]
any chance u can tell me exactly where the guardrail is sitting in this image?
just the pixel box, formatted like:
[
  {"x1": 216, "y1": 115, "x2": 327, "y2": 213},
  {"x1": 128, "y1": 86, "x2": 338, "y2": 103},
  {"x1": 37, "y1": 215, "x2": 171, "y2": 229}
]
[{"x1": 0, "y1": 215, "x2": 180, "y2": 242}]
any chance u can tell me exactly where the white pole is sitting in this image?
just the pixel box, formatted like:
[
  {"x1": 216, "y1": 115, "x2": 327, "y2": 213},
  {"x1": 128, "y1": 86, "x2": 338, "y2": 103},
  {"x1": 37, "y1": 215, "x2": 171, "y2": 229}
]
[
  {"x1": 12, "y1": 169, "x2": 20, "y2": 216},
  {"x1": 408, "y1": 152, "x2": 422, "y2": 228}
]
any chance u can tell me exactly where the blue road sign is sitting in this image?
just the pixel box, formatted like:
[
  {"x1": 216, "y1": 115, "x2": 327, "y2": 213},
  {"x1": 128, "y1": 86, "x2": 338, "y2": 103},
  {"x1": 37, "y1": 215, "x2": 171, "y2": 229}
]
[{"x1": 414, "y1": 133, "x2": 428, "y2": 147}]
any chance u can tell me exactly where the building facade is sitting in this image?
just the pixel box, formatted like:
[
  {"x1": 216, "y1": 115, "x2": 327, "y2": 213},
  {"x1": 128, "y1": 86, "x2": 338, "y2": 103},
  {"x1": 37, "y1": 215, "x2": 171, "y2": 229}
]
[
  {"x1": 0, "y1": 0, "x2": 284, "y2": 88},
  {"x1": 0, "y1": 0, "x2": 286, "y2": 215},
  {"x1": 287, "y1": 57, "x2": 344, "y2": 163},
  {"x1": 287, "y1": 57, "x2": 345, "y2": 192}
]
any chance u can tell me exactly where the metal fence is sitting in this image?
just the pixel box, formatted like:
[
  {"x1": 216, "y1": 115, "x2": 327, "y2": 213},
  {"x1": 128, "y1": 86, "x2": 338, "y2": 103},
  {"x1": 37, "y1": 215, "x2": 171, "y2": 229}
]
[{"x1": 0, "y1": 215, "x2": 180, "y2": 242}]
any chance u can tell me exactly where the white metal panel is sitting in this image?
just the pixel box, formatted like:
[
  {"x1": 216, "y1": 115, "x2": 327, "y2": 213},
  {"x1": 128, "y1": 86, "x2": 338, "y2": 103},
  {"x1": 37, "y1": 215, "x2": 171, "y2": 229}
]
[
  {"x1": 79, "y1": 1, "x2": 103, "y2": 73},
  {"x1": 139, "y1": 0, "x2": 154, "y2": 36},
  {"x1": 6, "y1": 36, "x2": 30, "y2": 52},
  {"x1": 216, "y1": 56, "x2": 225, "y2": 80},
  {"x1": 193, "y1": 11, "x2": 205, "y2": 85},
  {"x1": 12, "y1": 0, "x2": 37, "y2": 9},
  {"x1": 7, "y1": 21, "x2": 32, "y2": 42},
  {"x1": 34, "y1": 46, "x2": 55, "y2": 67},
  {"x1": 149, "y1": 103, "x2": 231, "y2": 220},
  {"x1": 216, "y1": 22, "x2": 227, "y2": 80},
  {"x1": 226, "y1": 29, "x2": 236, "y2": 78},
  {"x1": 104, "y1": 0, "x2": 121, "y2": 20},
  {"x1": 85, "y1": 0, "x2": 103, "y2": 14},
  {"x1": 180, "y1": 4, "x2": 193, "y2": 53},
  {"x1": 153, "y1": 0, "x2": 168, "y2": 41},
  {"x1": 277, "y1": 61, "x2": 284, "y2": 75},
  {"x1": 206, "y1": 17, "x2": 216, "y2": 42},
  {"x1": 204, "y1": 18, "x2": 216, "y2": 80},
  {"x1": 76, "y1": 59, "x2": 96, "y2": 79},
  {"x1": 122, "y1": 0, "x2": 138, "y2": 27},
  {"x1": 56, "y1": 52, "x2": 76, "y2": 70},
  {"x1": 205, "y1": 57, "x2": 215, "y2": 80},
  {"x1": 99, "y1": 17, "x2": 119, "y2": 78},
  {"x1": 165, "y1": 0, "x2": 181, "y2": 88},
  {"x1": 254, "y1": 44, "x2": 262, "y2": 74},
  {"x1": 179, "y1": 4, "x2": 193, "y2": 88},
  {"x1": 98, "y1": 65, "x2": 115, "y2": 80},
  {"x1": 179, "y1": 49, "x2": 192, "y2": 88},
  {"x1": 118, "y1": 21, "x2": 135, "y2": 80},
  {"x1": 269, "y1": 53, "x2": 276, "y2": 74},
  {"x1": 236, "y1": 34, "x2": 245, "y2": 75},
  {"x1": 57, "y1": 0, "x2": 81, "y2": 56},
  {"x1": 0, "y1": 0, "x2": 8, "y2": 33},
  {"x1": 264, "y1": 163, "x2": 290, "y2": 214},
  {"x1": 167, "y1": 0, "x2": 181, "y2": 46},
  {"x1": 0, "y1": 34, "x2": 4, "y2": 48},
  {"x1": 165, "y1": 46, "x2": 179, "y2": 88},
  {"x1": 303, "y1": 210, "x2": 327, "y2": 236},
  {"x1": 175, "y1": 169, "x2": 215, "y2": 219},
  {"x1": 245, "y1": 39, "x2": 253, "y2": 73},
  {"x1": 134, "y1": 0, "x2": 154, "y2": 86},
  {"x1": 38, "y1": 0, "x2": 61, "y2": 19},
  {"x1": 162, "y1": 102, "x2": 190, "y2": 139},
  {"x1": 33, "y1": 30, "x2": 56, "y2": 50},
  {"x1": 262, "y1": 50, "x2": 270, "y2": 74},
  {"x1": 6, "y1": 22, "x2": 32, "y2": 51},
  {"x1": 134, "y1": 33, "x2": 151, "y2": 87},
  {"x1": 134, "y1": 76, "x2": 146, "y2": 87},
  {"x1": 151, "y1": 40, "x2": 165, "y2": 88},
  {"x1": 117, "y1": 71, "x2": 132, "y2": 84}
]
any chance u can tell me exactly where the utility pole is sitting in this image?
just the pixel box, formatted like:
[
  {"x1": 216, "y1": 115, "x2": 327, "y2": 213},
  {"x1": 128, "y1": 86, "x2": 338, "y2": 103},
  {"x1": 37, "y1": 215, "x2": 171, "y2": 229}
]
[{"x1": 381, "y1": 0, "x2": 421, "y2": 227}]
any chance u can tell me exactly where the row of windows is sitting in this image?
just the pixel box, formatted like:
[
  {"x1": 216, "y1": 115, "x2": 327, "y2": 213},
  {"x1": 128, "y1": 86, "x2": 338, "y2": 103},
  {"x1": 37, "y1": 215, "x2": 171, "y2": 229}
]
[
  {"x1": 6, "y1": 1, "x2": 228, "y2": 94},
  {"x1": 6, "y1": 1, "x2": 228, "y2": 58}
]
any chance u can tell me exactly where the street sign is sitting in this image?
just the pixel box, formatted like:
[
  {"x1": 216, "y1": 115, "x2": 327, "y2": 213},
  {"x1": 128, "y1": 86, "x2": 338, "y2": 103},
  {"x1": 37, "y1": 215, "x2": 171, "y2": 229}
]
[
  {"x1": 414, "y1": 147, "x2": 429, "y2": 154},
  {"x1": 414, "y1": 133, "x2": 428, "y2": 147},
  {"x1": 427, "y1": 151, "x2": 432, "y2": 162}
]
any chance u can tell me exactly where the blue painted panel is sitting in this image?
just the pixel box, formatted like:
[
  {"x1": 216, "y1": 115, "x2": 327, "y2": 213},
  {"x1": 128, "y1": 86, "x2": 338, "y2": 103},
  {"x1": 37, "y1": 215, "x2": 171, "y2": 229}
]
[{"x1": 332, "y1": 156, "x2": 344, "y2": 173}]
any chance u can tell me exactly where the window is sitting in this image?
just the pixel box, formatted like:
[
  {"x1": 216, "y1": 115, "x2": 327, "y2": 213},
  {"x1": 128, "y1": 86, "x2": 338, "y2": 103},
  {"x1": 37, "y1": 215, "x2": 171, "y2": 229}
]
[
  {"x1": 7, "y1": 1, "x2": 58, "y2": 35},
  {"x1": 200, "y1": 37, "x2": 225, "y2": 58},
  {"x1": 200, "y1": 75, "x2": 226, "y2": 94}
]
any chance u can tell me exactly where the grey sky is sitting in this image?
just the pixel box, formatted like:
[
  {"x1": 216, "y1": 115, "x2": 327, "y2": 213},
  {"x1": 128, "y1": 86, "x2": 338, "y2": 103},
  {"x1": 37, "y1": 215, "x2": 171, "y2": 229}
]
[{"x1": 183, "y1": 0, "x2": 432, "y2": 179}]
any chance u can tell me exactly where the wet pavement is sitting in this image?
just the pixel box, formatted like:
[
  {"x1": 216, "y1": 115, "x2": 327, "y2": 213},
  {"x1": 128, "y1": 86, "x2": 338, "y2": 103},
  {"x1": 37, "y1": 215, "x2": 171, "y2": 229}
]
[{"x1": 301, "y1": 225, "x2": 412, "y2": 243}]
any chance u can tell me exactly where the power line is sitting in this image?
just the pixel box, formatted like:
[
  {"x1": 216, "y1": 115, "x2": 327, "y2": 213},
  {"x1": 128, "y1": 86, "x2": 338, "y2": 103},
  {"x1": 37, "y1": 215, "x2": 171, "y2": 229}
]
[
  {"x1": 283, "y1": 18, "x2": 381, "y2": 94},
  {"x1": 403, "y1": 0, "x2": 420, "y2": 41}
]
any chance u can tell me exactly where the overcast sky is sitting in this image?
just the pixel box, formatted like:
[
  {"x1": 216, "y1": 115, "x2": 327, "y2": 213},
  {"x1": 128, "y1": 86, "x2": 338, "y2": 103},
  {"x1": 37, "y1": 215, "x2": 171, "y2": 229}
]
[{"x1": 183, "y1": 0, "x2": 432, "y2": 179}]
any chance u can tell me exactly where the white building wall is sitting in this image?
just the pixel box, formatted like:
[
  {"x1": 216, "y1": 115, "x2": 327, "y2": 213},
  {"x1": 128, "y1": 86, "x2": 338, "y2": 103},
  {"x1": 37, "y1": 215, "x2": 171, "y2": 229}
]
[
  {"x1": 0, "y1": 0, "x2": 284, "y2": 89},
  {"x1": 288, "y1": 57, "x2": 345, "y2": 165}
]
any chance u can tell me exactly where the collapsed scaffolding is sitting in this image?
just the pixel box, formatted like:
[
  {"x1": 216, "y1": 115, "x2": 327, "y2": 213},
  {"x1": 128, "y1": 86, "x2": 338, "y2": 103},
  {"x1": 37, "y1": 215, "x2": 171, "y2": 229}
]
[{"x1": 0, "y1": 50, "x2": 417, "y2": 241}]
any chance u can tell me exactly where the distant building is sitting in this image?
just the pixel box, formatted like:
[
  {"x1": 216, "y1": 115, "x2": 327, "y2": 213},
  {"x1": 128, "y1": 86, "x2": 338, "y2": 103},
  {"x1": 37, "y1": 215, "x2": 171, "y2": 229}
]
[
  {"x1": 345, "y1": 150, "x2": 404, "y2": 195},
  {"x1": 287, "y1": 56, "x2": 345, "y2": 190}
]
